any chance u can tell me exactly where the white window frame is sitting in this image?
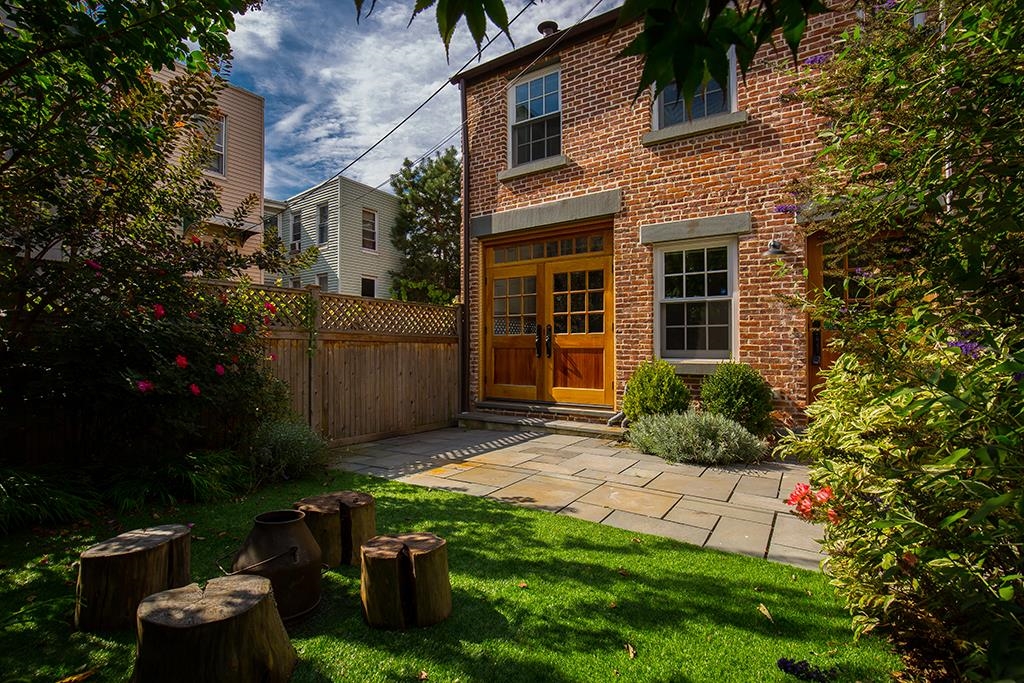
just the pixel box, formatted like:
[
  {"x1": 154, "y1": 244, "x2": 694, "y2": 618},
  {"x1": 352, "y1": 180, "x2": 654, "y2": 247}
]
[
  {"x1": 204, "y1": 117, "x2": 226, "y2": 175},
  {"x1": 360, "y1": 276, "x2": 376, "y2": 298},
  {"x1": 317, "y1": 203, "x2": 329, "y2": 244},
  {"x1": 317, "y1": 273, "x2": 329, "y2": 291},
  {"x1": 653, "y1": 49, "x2": 738, "y2": 131},
  {"x1": 290, "y1": 210, "x2": 302, "y2": 253},
  {"x1": 507, "y1": 63, "x2": 562, "y2": 168},
  {"x1": 361, "y1": 209, "x2": 377, "y2": 252},
  {"x1": 653, "y1": 237, "x2": 740, "y2": 371}
]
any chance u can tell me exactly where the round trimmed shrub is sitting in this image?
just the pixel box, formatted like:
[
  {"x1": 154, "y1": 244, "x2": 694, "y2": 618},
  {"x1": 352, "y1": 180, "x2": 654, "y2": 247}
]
[
  {"x1": 622, "y1": 359, "x2": 690, "y2": 421},
  {"x1": 628, "y1": 412, "x2": 766, "y2": 465},
  {"x1": 700, "y1": 362, "x2": 774, "y2": 437}
]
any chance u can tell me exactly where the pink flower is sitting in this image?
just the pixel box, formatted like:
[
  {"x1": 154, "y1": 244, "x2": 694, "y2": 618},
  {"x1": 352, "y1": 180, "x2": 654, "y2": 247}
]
[
  {"x1": 153, "y1": 304, "x2": 166, "y2": 320},
  {"x1": 264, "y1": 301, "x2": 277, "y2": 313},
  {"x1": 85, "y1": 259, "x2": 101, "y2": 271},
  {"x1": 827, "y1": 509, "x2": 840, "y2": 524},
  {"x1": 136, "y1": 380, "x2": 155, "y2": 393},
  {"x1": 785, "y1": 482, "x2": 811, "y2": 505},
  {"x1": 175, "y1": 354, "x2": 188, "y2": 369},
  {"x1": 187, "y1": 311, "x2": 199, "y2": 320},
  {"x1": 215, "y1": 364, "x2": 225, "y2": 376},
  {"x1": 231, "y1": 322, "x2": 246, "y2": 334},
  {"x1": 189, "y1": 383, "x2": 201, "y2": 396},
  {"x1": 268, "y1": 353, "x2": 277, "y2": 362},
  {"x1": 814, "y1": 486, "x2": 833, "y2": 503}
]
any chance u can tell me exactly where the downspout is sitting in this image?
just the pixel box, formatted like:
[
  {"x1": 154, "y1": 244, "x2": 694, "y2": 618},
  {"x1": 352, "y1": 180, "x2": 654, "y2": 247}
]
[{"x1": 459, "y1": 80, "x2": 471, "y2": 415}]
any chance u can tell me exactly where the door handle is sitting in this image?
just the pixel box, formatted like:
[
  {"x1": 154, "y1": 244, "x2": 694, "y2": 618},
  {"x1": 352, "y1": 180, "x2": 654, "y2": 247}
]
[
  {"x1": 535, "y1": 325, "x2": 543, "y2": 358},
  {"x1": 545, "y1": 324, "x2": 552, "y2": 358},
  {"x1": 811, "y1": 320, "x2": 822, "y2": 366}
]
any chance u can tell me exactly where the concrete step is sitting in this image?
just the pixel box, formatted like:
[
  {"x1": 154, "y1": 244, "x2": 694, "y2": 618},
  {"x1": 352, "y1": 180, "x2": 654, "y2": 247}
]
[{"x1": 457, "y1": 411, "x2": 625, "y2": 440}]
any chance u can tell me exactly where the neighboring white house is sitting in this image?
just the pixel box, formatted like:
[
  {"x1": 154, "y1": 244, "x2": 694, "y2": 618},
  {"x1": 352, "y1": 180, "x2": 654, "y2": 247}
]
[{"x1": 265, "y1": 176, "x2": 401, "y2": 298}]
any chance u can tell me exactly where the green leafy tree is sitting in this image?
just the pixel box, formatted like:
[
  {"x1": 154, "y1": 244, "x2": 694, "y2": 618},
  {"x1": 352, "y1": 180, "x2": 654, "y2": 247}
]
[
  {"x1": 359, "y1": 0, "x2": 831, "y2": 105},
  {"x1": 777, "y1": 0, "x2": 1024, "y2": 677},
  {"x1": 0, "y1": 1, "x2": 306, "y2": 513},
  {"x1": 389, "y1": 147, "x2": 461, "y2": 304}
]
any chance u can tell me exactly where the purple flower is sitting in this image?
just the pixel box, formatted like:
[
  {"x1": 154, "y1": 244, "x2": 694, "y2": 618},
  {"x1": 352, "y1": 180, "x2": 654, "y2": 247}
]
[
  {"x1": 948, "y1": 339, "x2": 983, "y2": 359},
  {"x1": 803, "y1": 53, "x2": 830, "y2": 66},
  {"x1": 1012, "y1": 372, "x2": 1024, "y2": 383},
  {"x1": 774, "y1": 204, "x2": 800, "y2": 214}
]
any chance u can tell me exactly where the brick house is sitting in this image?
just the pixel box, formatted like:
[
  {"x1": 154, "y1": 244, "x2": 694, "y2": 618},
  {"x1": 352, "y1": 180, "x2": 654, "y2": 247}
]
[
  {"x1": 263, "y1": 175, "x2": 401, "y2": 298},
  {"x1": 452, "y1": 8, "x2": 846, "y2": 424}
]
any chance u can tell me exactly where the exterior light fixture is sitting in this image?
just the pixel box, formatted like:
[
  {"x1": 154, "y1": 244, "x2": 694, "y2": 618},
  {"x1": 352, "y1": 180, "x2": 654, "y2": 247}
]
[{"x1": 764, "y1": 239, "x2": 786, "y2": 256}]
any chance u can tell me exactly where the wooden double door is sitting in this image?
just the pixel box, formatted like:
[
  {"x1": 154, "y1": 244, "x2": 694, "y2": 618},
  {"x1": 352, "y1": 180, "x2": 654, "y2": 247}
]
[{"x1": 483, "y1": 228, "x2": 614, "y2": 407}]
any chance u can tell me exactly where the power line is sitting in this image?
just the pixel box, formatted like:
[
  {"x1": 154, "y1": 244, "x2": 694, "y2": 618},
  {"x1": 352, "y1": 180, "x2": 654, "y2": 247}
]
[{"x1": 349, "y1": 0, "x2": 608, "y2": 202}]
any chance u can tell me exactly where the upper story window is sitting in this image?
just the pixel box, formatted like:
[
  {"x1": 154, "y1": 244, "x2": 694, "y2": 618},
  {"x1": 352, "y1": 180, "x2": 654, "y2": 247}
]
[
  {"x1": 656, "y1": 239, "x2": 737, "y2": 361},
  {"x1": 290, "y1": 210, "x2": 302, "y2": 251},
  {"x1": 652, "y1": 50, "x2": 738, "y2": 132},
  {"x1": 361, "y1": 209, "x2": 377, "y2": 251},
  {"x1": 510, "y1": 66, "x2": 561, "y2": 167},
  {"x1": 204, "y1": 117, "x2": 226, "y2": 175},
  {"x1": 317, "y1": 204, "x2": 329, "y2": 244}
]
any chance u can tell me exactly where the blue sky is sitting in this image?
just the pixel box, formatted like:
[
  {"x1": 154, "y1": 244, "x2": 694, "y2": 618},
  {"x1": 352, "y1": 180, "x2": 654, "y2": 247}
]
[{"x1": 225, "y1": 0, "x2": 621, "y2": 200}]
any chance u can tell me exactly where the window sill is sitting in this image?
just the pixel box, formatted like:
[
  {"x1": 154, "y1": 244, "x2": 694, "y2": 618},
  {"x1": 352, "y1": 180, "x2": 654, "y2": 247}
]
[
  {"x1": 497, "y1": 155, "x2": 569, "y2": 182},
  {"x1": 202, "y1": 169, "x2": 227, "y2": 179},
  {"x1": 642, "y1": 111, "x2": 749, "y2": 147}
]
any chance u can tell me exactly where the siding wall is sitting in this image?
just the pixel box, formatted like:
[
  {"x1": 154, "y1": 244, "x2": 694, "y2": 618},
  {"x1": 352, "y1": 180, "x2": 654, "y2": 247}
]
[
  {"x1": 267, "y1": 177, "x2": 402, "y2": 298},
  {"x1": 461, "y1": 11, "x2": 852, "y2": 424}
]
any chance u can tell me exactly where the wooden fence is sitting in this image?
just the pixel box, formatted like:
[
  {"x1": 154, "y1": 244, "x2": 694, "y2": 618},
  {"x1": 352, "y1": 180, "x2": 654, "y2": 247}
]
[{"x1": 214, "y1": 282, "x2": 462, "y2": 445}]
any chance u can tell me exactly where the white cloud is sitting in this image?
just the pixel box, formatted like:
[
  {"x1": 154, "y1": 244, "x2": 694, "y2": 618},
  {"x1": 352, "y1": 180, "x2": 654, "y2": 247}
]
[{"x1": 229, "y1": 0, "x2": 622, "y2": 199}]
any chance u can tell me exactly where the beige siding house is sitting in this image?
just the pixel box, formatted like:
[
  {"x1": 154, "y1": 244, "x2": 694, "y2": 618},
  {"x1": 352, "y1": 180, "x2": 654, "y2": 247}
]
[{"x1": 265, "y1": 176, "x2": 401, "y2": 298}]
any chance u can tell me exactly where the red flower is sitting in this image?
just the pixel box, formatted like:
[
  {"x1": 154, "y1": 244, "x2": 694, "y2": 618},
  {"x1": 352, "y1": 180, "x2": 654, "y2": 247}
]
[
  {"x1": 84, "y1": 259, "x2": 102, "y2": 271},
  {"x1": 187, "y1": 311, "x2": 199, "y2": 319},
  {"x1": 136, "y1": 380, "x2": 155, "y2": 393},
  {"x1": 190, "y1": 235, "x2": 201, "y2": 245},
  {"x1": 268, "y1": 353, "x2": 277, "y2": 362},
  {"x1": 264, "y1": 301, "x2": 277, "y2": 313},
  {"x1": 189, "y1": 383, "x2": 201, "y2": 396},
  {"x1": 215, "y1": 364, "x2": 225, "y2": 376},
  {"x1": 231, "y1": 322, "x2": 247, "y2": 334},
  {"x1": 175, "y1": 354, "x2": 188, "y2": 369},
  {"x1": 263, "y1": 316, "x2": 271, "y2": 326},
  {"x1": 153, "y1": 304, "x2": 166, "y2": 320}
]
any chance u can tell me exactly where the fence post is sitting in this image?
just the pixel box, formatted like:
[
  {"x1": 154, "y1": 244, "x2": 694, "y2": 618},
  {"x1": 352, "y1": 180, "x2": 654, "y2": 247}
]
[{"x1": 307, "y1": 285, "x2": 324, "y2": 435}]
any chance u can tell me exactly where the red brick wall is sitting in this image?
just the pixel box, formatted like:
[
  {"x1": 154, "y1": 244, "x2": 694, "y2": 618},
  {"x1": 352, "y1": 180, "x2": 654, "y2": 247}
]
[{"x1": 462, "y1": 12, "x2": 851, "y2": 424}]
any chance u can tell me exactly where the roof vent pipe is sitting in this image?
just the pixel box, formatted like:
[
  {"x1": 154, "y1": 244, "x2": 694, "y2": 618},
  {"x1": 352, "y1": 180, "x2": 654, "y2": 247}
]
[{"x1": 537, "y1": 20, "x2": 558, "y2": 36}]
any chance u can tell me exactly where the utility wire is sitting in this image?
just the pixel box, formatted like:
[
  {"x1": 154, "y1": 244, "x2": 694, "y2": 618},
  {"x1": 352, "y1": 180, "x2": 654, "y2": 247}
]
[
  {"x1": 319, "y1": 1, "x2": 537, "y2": 187},
  {"x1": 348, "y1": 0, "x2": 608, "y2": 203}
]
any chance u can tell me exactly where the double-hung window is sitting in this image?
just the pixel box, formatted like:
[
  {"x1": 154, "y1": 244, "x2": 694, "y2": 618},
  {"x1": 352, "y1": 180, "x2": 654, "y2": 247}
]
[
  {"x1": 317, "y1": 204, "x2": 329, "y2": 244},
  {"x1": 204, "y1": 117, "x2": 226, "y2": 174},
  {"x1": 656, "y1": 240, "x2": 737, "y2": 360},
  {"x1": 361, "y1": 209, "x2": 377, "y2": 251},
  {"x1": 510, "y1": 66, "x2": 561, "y2": 167},
  {"x1": 290, "y1": 210, "x2": 302, "y2": 251},
  {"x1": 653, "y1": 49, "x2": 738, "y2": 131}
]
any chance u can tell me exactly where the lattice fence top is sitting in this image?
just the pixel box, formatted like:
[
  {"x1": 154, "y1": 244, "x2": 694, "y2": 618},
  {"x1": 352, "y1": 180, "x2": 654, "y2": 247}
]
[
  {"x1": 320, "y1": 294, "x2": 458, "y2": 337},
  {"x1": 200, "y1": 280, "x2": 458, "y2": 337}
]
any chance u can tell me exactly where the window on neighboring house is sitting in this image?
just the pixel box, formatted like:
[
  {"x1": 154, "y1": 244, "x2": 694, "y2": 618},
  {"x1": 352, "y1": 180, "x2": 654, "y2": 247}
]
[
  {"x1": 510, "y1": 66, "x2": 561, "y2": 167},
  {"x1": 317, "y1": 273, "x2": 329, "y2": 291},
  {"x1": 204, "y1": 117, "x2": 226, "y2": 174},
  {"x1": 290, "y1": 277, "x2": 301, "y2": 289},
  {"x1": 290, "y1": 211, "x2": 302, "y2": 251},
  {"x1": 361, "y1": 277, "x2": 376, "y2": 298},
  {"x1": 361, "y1": 209, "x2": 377, "y2": 251},
  {"x1": 654, "y1": 52, "x2": 736, "y2": 129},
  {"x1": 656, "y1": 240, "x2": 736, "y2": 360},
  {"x1": 317, "y1": 204, "x2": 329, "y2": 244}
]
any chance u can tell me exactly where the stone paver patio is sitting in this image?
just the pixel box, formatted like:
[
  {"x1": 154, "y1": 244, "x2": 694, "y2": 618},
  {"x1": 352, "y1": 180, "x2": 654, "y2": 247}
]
[{"x1": 331, "y1": 427, "x2": 825, "y2": 570}]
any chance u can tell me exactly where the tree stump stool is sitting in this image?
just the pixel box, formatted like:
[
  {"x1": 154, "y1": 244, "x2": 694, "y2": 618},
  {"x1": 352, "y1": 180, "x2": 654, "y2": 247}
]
[
  {"x1": 132, "y1": 574, "x2": 296, "y2": 683},
  {"x1": 76, "y1": 523, "x2": 191, "y2": 631},
  {"x1": 293, "y1": 490, "x2": 376, "y2": 568},
  {"x1": 360, "y1": 532, "x2": 451, "y2": 629}
]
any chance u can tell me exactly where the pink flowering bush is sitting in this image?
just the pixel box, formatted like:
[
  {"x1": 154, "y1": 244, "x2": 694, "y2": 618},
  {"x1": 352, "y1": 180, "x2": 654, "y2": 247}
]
[{"x1": 785, "y1": 483, "x2": 839, "y2": 524}]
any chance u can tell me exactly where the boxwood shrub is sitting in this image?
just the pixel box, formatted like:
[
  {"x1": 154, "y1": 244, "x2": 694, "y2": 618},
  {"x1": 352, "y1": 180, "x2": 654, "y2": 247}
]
[
  {"x1": 700, "y1": 362, "x2": 774, "y2": 437},
  {"x1": 622, "y1": 359, "x2": 690, "y2": 421}
]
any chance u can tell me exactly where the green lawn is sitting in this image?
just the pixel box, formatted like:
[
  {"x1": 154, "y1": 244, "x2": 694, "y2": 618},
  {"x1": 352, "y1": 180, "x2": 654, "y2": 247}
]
[{"x1": 0, "y1": 471, "x2": 900, "y2": 682}]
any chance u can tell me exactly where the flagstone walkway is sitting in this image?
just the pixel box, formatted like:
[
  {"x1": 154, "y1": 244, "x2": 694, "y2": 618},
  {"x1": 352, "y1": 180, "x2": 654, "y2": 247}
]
[{"x1": 331, "y1": 427, "x2": 825, "y2": 570}]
